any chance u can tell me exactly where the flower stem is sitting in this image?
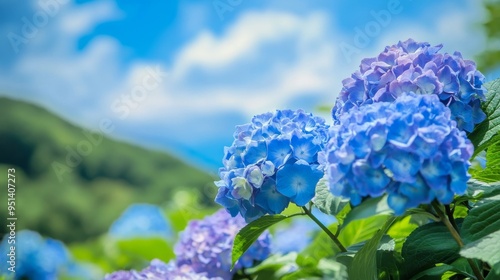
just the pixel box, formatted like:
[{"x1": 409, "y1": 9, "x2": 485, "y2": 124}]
[
  {"x1": 302, "y1": 206, "x2": 347, "y2": 252},
  {"x1": 431, "y1": 202, "x2": 484, "y2": 280}
]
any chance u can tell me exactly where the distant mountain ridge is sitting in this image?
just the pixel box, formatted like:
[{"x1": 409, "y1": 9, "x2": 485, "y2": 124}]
[{"x1": 0, "y1": 97, "x2": 215, "y2": 242}]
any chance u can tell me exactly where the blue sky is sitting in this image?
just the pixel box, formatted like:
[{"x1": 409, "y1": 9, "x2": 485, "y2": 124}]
[{"x1": 0, "y1": 0, "x2": 494, "y2": 173}]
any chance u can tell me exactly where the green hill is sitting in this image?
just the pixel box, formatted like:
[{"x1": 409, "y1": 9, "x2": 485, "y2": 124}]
[{"x1": 0, "y1": 97, "x2": 216, "y2": 242}]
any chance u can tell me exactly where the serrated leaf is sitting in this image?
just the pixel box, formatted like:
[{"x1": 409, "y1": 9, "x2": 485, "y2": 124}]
[
  {"x1": 460, "y1": 231, "x2": 500, "y2": 274},
  {"x1": 469, "y1": 78, "x2": 500, "y2": 153},
  {"x1": 313, "y1": 178, "x2": 349, "y2": 217},
  {"x1": 342, "y1": 196, "x2": 393, "y2": 229},
  {"x1": 401, "y1": 222, "x2": 461, "y2": 278},
  {"x1": 462, "y1": 199, "x2": 500, "y2": 243},
  {"x1": 231, "y1": 215, "x2": 289, "y2": 268},
  {"x1": 348, "y1": 216, "x2": 396, "y2": 280}
]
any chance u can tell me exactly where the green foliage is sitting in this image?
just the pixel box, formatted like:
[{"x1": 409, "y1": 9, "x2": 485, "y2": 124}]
[
  {"x1": 115, "y1": 237, "x2": 174, "y2": 264},
  {"x1": 470, "y1": 133, "x2": 500, "y2": 182},
  {"x1": 313, "y1": 178, "x2": 349, "y2": 217},
  {"x1": 469, "y1": 79, "x2": 500, "y2": 155},
  {"x1": 467, "y1": 179, "x2": 500, "y2": 200},
  {"x1": 245, "y1": 253, "x2": 300, "y2": 279},
  {"x1": 401, "y1": 222, "x2": 461, "y2": 278},
  {"x1": 231, "y1": 214, "x2": 290, "y2": 268},
  {"x1": 461, "y1": 231, "x2": 500, "y2": 273},
  {"x1": 339, "y1": 215, "x2": 389, "y2": 248},
  {"x1": 462, "y1": 198, "x2": 500, "y2": 243},
  {"x1": 349, "y1": 216, "x2": 396, "y2": 280},
  {"x1": 0, "y1": 97, "x2": 215, "y2": 243},
  {"x1": 477, "y1": 0, "x2": 500, "y2": 72},
  {"x1": 342, "y1": 196, "x2": 392, "y2": 229}
]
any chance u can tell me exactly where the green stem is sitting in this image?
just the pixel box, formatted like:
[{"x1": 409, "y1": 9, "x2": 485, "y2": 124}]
[
  {"x1": 445, "y1": 204, "x2": 459, "y2": 232},
  {"x1": 432, "y1": 202, "x2": 484, "y2": 280},
  {"x1": 302, "y1": 206, "x2": 347, "y2": 252}
]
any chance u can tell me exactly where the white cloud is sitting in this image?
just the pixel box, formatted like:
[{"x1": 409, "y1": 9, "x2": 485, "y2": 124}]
[
  {"x1": 0, "y1": 0, "x2": 489, "y2": 170},
  {"x1": 0, "y1": 0, "x2": 124, "y2": 124},
  {"x1": 129, "y1": 11, "x2": 339, "y2": 122},
  {"x1": 58, "y1": 0, "x2": 123, "y2": 36}
]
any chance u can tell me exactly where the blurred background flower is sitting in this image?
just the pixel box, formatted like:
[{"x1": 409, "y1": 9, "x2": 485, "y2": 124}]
[
  {"x1": 1, "y1": 0, "x2": 500, "y2": 279},
  {"x1": 0, "y1": 230, "x2": 100, "y2": 279},
  {"x1": 108, "y1": 204, "x2": 173, "y2": 240}
]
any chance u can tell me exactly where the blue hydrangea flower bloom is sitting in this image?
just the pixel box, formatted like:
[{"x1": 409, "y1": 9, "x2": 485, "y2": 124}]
[
  {"x1": 332, "y1": 39, "x2": 486, "y2": 132},
  {"x1": 0, "y1": 230, "x2": 70, "y2": 280},
  {"x1": 105, "y1": 260, "x2": 217, "y2": 280},
  {"x1": 323, "y1": 93, "x2": 473, "y2": 214},
  {"x1": 215, "y1": 109, "x2": 330, "y2": 221},
  {"x1": 175, "y1": 209, "x2": 271, "y2": 279},
  {"x1": 109, "y1": 204, "x2": 172, "y2": 240}
]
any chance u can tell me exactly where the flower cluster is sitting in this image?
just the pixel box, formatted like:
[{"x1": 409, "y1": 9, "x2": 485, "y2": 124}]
[
  {"x1": 323, "y1": 93, "x2": 473, "y2": 214},
  {"x1": 332, "y1": 39, "x2": 486, "y2": 132},
  {"x1": 215, "y1": 109, "x2": 329, "y2": 221},
  {"x1": 0, "y1": 230, "x2": 98, "y2": 280},
  {"x1": 175, "y1": 209, "x2": 271, "y2": 278},
  {"x1": 106, "y1": 260, "x2": 216, "y2": 280},
  {"x1": 105, "y1": 209, "x2": 271, "y2": 280},
  {"x1": 109, "y1": 204, "x2": 172, "y2": 240}
]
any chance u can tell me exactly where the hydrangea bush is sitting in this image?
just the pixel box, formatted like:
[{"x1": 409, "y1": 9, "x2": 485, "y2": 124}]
[
  {"x1": 10, "y1": 38, "x2": 500, "y2": 280},
  {"x1": 210, "y1": 39, "x2": 500, "y2": 280}
]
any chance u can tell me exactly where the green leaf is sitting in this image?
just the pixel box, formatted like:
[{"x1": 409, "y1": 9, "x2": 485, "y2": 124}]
[
  {"x1": 486, "y1": 268, "x2": 500, "y2": 280},
  {"x1": 462, "y1": 199, "x2": 500, "y2": 243},
  {"x1": 401, "y1": 222, "x2": 461, "y2": 278},
  {"x1": 342, "y1": 196, "x2": 392, "y2": 229},
  {"x1": 387, "y1": 216, "x2": 419, "y2": 252},
  {"x1": 301, "y1": 205, "x2": 351, "y2": 262},
  {"x1": 461, "y1": 231, "x2": 500, "y2": 273},
  {"x1": 245, "y1": 252, "x2": 299, "y2": 279},
  {"x1": 377, "y1": 250, "x2": 404, "y2": 280},
  {"x1": 471, "y1": 133, "x2": 500, "y2": 182},
  {"x1": 409, "y1": 264, "x2": 459, "y2": 280},
  {"x1": 116, "y1": 237, "x2": 174, "y2": 262},
  {"x1": 469, "y1": 78, "x2": 500, "y2": 154},
  {"x1": 339, "y1": 215, "x2": 390, "y2": 248},
  {"x1": 467, "y1": 179, "x2": 500, "y2": 199},
  {"x1": 449, "y1": 257, "x2": 479, "y2": 279},
  {"x1": 348, "y1": 216, "x2": 396, "y2": 280},
  {"x1": 231, "y1": 215, "x2": 289, "y2": 268},
  {"x1": 313, "y1": 178, "x2": 349, "y2": 217},
  {"x1": 316, "y1": 259, "x2": 349, "y2": 279}
]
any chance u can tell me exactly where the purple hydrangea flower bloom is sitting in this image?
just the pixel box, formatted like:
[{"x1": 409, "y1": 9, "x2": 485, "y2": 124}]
[
  {"x1": 333, "y1": 39, "x2": 486, "y2": 132},
  {"x1": 175, "y1": 209, "x2": 271, "y2": 279},
  {"x1": 105, "y1": 260, "x2": 217, "y2": 280},
  {"x1": 323, "y1": 93, "x2": 473, "y2": 214},
  {"x1": 215, "y1": 109, "x2": 330, "y2": 221}
]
